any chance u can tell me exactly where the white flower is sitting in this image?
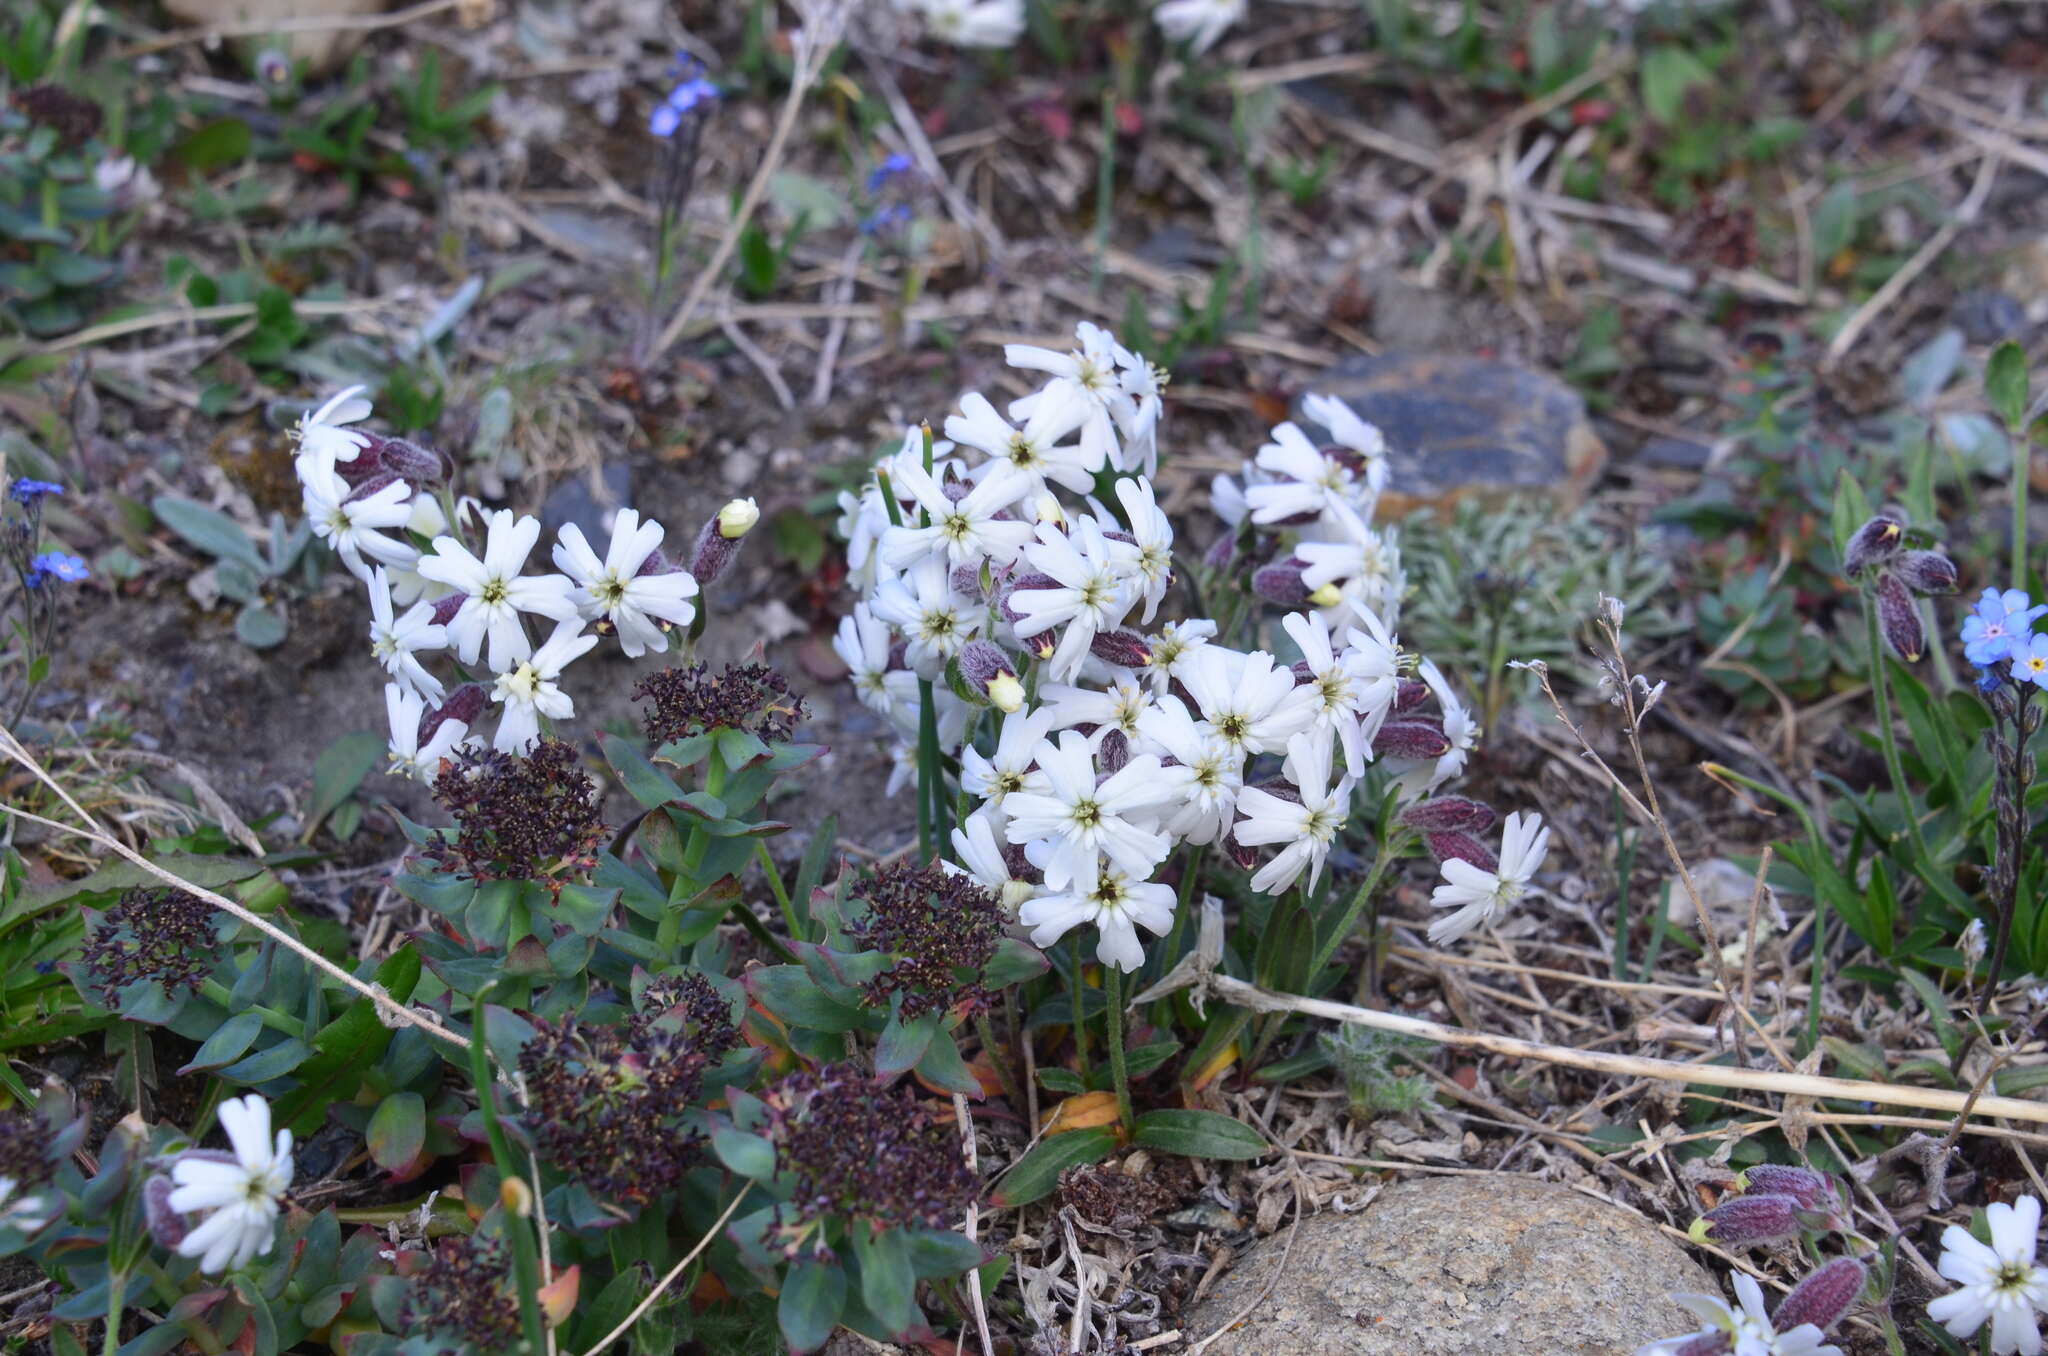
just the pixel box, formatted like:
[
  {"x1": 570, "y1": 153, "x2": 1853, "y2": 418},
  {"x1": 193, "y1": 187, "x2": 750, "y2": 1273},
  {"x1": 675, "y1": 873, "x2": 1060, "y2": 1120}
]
[
  {"x1": 717, "y1": 497, "x2": 760, "y2": 539},
  {"x1": 878, "y1": 461, "x2": 1035, "y2": 572},
  {"x1": 1153, "y1": 0, "x2": 1244, "y2": 53},
  {"x1": 1110, "y1": 477, "x2": 1175, "y2": 624},
  {"x1": 417, "y1": 510, "x2": 579, "y2": 672},
  {"x1": 1928, "y1": 1195, "x2": 2048, "y2": 1354},
  {"x1": 1234, "y1": 731, "x2": 1351, "y2": 895},
  {"x1": 916, "y1": 0, "x2": 1025, "y2": 47},
  {"x1": 291, "y1": 385, "x2": 374, "y2": 478},
  {"x1": 1142, "y1": 618, "x2": 1217, "y2": 695},
  {"x1": 1245, "y1": 420, "x2": 1370, "y2": 525},
  {"x1": 1298, "y1": 499, "x2": 1404, "y2": 623},
  {"x1": 1019, "y1": 859, "x2": 1176, "y2": 972},
  {"x1": 961, "y1": 707, "x2": 1058, "y2": 813},
  {"x1": 303, "y1": 464, "x2": 416, "y2": 582},
  {"x1": 1001, "y1": 730, "x2": 1175, "y2": 890},
  {"x1": 1414, "y1": 656, "x2": 1479, "y2": 793},
  {"x1": 1040, "y1": 676, "x2": 1151, "y2": 752},
  {"x1": 167, "y1": 1095, "x2": 294, "y2": 1274},
  {"x1": 1302, "y1": 392, "x2": 1387, "y2": 471},
  {"x1": 1112, "y1": 349, "x2": 1165, "y2": 476},
  {"x1": 1428, "y1": 810, "x2": 1549, "y2": 945},
  {"x1": 834, "y1": 602, "x2": 897, "y2": 715},
  {"x1": 553, "y1": 509, "x2": 699, "y2": 658},
  {"x1": 1007, "y1": 322, "x2": 1137, "y2": 471},
  {"x1": 1210, "y1": 470, "x2": 1250, "y2": 528},
  {"x1": 1283, "y1": 611, "x2": 1377, "y2": 779},
  {"x1": 490, "y1": 621, "x2": 599, "y2": 753},
  {"x1": 947, "y1": 810, "x2": 1039, "y2": 915},
  {"x1": 871, "y1": 555, "x2": 981, "y2": 678},
  {"x1": 1008, "y1": 517, "x2": 1139, "y2": 682},
  {"x1": 368, "y1": 567, "x2": 447, "y2": 700},
  {"x1": 384, "y1": 683, "x2": 470, "y2": 782},
  {"x1": 1178, "y1": 645, "x2": 1316, "y2": 757},
  {"x1": 1635, "y1": 1273, "x2": 1838, "y2": 1356},
  {"x1": 1135, "y1": 695, "x2": 1243, "y2": 846},
  {"x1": 0, "y1": 1174, "x2": 49, "y2": 1232},
  {"x1": 947, "y1": 389, "x2": 1094, "y2": 503}
]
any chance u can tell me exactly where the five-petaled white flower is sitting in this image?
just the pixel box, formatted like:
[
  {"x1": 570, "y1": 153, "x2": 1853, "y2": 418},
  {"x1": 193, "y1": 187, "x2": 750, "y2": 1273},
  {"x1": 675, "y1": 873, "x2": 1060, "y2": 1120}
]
[
  {"x1": 1428, "y1": 810, "x2": 1549, "y2": 945},
  {"x1": 1245, "y1": 420, "x2": 1362, "y2": 525},
  {"x1": 1007, "y1": 322, "x2": 1137, "y2": 471},
  {"x1": 417, "y1": 510, "x2": 578, "y2": 672},
  {"x1": 914, "y1": 0, "x2": 1025, "y2": 47},
  {"x1": 1234, "y1": 731, "x2": 1352, "y2": 895},
  {"x1": 1001, "y1": 730, "x2": 1176, "y2": 891},
  {"x1": 1178, "y1": 645, "x2": 1316, "y2": 757},
  {"x1": 947, "y1": 810, "x2": 1039, "y2": 915},
  {"x1": 303, "y1": 465, "x2": 416, "y2": 582},
  {"x1": 367, "y1": 567, "x2": 447, "y2": 700},
  {"x1": 291, "y1": 384, "x2": 374, "y2": 478},
  {"x1": 1008, "y1": 517, "x2": 1139, "y2": 682},
  {"x1": 490, "y1": 621, "x2": 599, "y2": 753},
  {"x1": 960, "y1": 707, "x2": 1058, "y2": 817},
  {"x1": 553, "y1": 508, "x2": 699, "y2": 658},
  {"x1": 833, "y1": 602, "x2": 897, "y2": 715},
  {"x1": 947, "y1": 388, "x2": 1094, "y2": 504},
  {"x1": 167, "y1": 1095, "x2": 294, "y2": 1275},
  {"x1": 383, "y1": 683, "x2": 470, "y2": 783},
  {"x1": 871, "y1": 555, "x2": 981, "y2": 678},
  {"x1": 1108, "y1": 477, "x2": 1175, "y2": 624},
  {"x1": 1634, "y1": 1272, "x2": 1839, "y2": 1356},
  {"x1": 1019, "y1": 859, "x2": 1176, "y2": 972},
  {"x1": 878, "y1": 461, "x2": 1036, "y2": 572},
  {"x1": 1135, "y1": 695, "x2": 1243, "y2": 846},
  {"x1": 1928, "y1": 1195, "x2": 2048, "y2": 1354}
]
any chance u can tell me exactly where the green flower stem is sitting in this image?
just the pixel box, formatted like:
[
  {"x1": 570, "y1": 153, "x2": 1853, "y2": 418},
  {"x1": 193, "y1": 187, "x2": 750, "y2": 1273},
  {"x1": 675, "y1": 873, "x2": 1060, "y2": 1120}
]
[
  {"x1": 1310, "y1": 836, "x2": 1405, "y2": 976},
  {"x1": 753, "y1": 838, "x2": 803, "y2": 940},
  {"x1": 2016, "y1": 422, "x2": 2031, "y2": 593},
  {"x1": 1863, "y1": 595, "x2": 1936, "y2": 869},
  {"x1": 198, "y1": 980, "x2": 304, "y2": 1038},
  {"x1": 917, "y1": 678, "x2": 946, "y2": 859},
  {"x1": 661, "y1": 749, "x2": 729, "y2": 953},
  {"x1": 1069, "y1": 936, "x2": 1092, "y2": 1082},
  {"x1": 1103, "y1": 965, "x2": 1133, "y2": 1131},
  {"x1": 466, "y1": 1021, "x2": 549, "y2": 1356},
  {"x1": 100, "y1": 1269, "x2": 126, "y2": 1356}
]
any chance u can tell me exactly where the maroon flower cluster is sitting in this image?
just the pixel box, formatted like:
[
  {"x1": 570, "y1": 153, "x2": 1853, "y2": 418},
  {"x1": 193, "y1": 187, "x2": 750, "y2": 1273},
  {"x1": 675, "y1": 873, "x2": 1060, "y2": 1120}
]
[
  {"x1": 427, "y1": 740, "x2": 607, "y2": 888},
  {"x1": 762, "y1": 1065, "x2": 975, "y2": 1249},
  {"x1": 1843, "y1": 514, "x2": 1957, "y2": 663},
  {"x1": 518, "y1": 980, "x2": 740, "y2": 1207},
  {"x1": 80, "y1": 887, "x2": 217, "y2": 1004},
  {"x1": 847, "y1": 861, "x2": 1003, "y2": 1018},
  {"x1": 633, "y1": 661, "x2": 807, "y2": 745},
  {"x1": 0, "y1": 1107, "x2": 54, "y2": 1194},
  {"x1": 400, "y1": 1232, "x2": 520, "y2": 1355}
]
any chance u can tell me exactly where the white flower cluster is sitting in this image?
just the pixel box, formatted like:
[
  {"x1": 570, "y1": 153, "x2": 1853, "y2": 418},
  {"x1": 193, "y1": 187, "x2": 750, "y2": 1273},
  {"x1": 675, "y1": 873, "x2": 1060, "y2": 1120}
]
[
  {"x1": 884, "y1": 0, "x2": 1244, "y2": 55},
  {"x1": 837, "y1": 322, "x2": 1546, "y2": 971},
  {"x1": 290, "y1": 388, "x2": 753, "y2": 780},
  {"x1": 158, "y1": 1095, "x2": 295, "y2": 1274}
]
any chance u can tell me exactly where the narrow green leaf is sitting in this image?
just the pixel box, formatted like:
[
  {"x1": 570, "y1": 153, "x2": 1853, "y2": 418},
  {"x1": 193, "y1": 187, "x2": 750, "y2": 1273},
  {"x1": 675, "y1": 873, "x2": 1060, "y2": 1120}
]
[
  {"x1": 152, "y1": 494, "x2": 265, "y2": 571},
  {"x1": 179, "y1": 1009, "x2": 265, "y2": 1073},
  {"x1": 1989, "y1": 340, "x2": 2030, "y2": 432},
  {"x1": 307, "y1": 732, "x2": 385, "y2": 836},
  {"x1": 874, "y1": 1010, "x2": 939, "y2": 1079},
  {"x1": 990, "y1": 1128, "x2": 1116, "y2": 1208},
  {"x1": 712, "y1": 1126, "x2": 776, "y2": 1179},
  {"x1": 1132, "y1": 1108, "x2": 1266, "y2": 1161}
]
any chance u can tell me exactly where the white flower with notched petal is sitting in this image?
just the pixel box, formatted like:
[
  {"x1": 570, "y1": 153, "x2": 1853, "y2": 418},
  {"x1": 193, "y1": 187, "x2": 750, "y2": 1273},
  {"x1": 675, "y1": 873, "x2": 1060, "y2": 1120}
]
[
  {"x1": 291, "y1": 385, "x2": 374, "y2": 479},
  {"x1": 1234, "y1": 731, "x2": 1352, "y2": 895},
  {"x1": 833, "y1": 602, "x2": 897, "y2": 716},
  {"x1": 1927, "y1": 1195, "x2": 2048, "y2": 1354},
  {"x1": 1411, "y1": 657, "x2": 1479, "y2": 794},
  {"x1": 368, "y1": 567, "x2": 447, "y2": 700},
  {"x1": 1111, "y1": 347, "x2": 1165, "y2": 476},
  {"x1": 871, "y1": 555, "x2": 982, "y2": 678},
  {"x1": 1001, "y1": 730, "x2": 1176, "y2": 891},
  {"x1": 1153, "y1": 0, "x2": 1244, "y2": 53},
  {"x1": 1018, "y1": 859, "x2": 1176, "y2": 972},
  {"x1": 1244, "y1": 420, "x2": 1372, "y2": 526},
  {"x1": 490, "y1": 621, "x2": 599, "y2": 753},
  {"x1": 1635, "y1": 1272, "x2": 1839, "y2": 1356},
  {"x1": 1283, "y1": 611, "x2": 1378, "y2": 779},
  {"x1": 384, "y1": 683, "x2": 470, "y2": 782},
  {"x1": 167, "y1": 1095, "x2": 294, "y2": 1274},
  {"x1": 915, "y1": 0, "x2": 1025, "y2": 46},
  {"x1": 878, "y1": 461, "x2": 1036, "y2": 572},
  {"x1": 946, "y1": 810, "x2": 1039, "y2": 915},
  {"x1": 1134, "y1": 695, "x2": 1243, "y2": 846},
  {"x1": 417, "y1": 510, "x2": 578, "y2": 672},
  {"x1": 1040, "y1": 676, "x2": 1151, "y2": 752},
  {"x1": 1141, "y1": 618, "x2": 1217, "y2": 695},
  {"x1": 960, "y1": 707, "x2": 1058, "y2": 816},
  {"x1": 1008, "y1": 516, "x2": 1139, "y2": 682},
  {"x1": 1109, "y1": 478, "x2": 1175, "y2": 624},
  {"x1": 1428, "y1": 811, "x2": 1550, "y2": 945},
  {"x1": 1298, "y1": 499, "x2": 1403, "y2": 623},
  {"x1": 1006, "y1": 322, "x2": 1137, "y2": 471},
  {"x1": 1178, "y1": 645, "x2": 1316, "y2": 757},
  {"x1": 553, "y1": 509, "x2": 699, "y2": 658},
  {"x1": 303, "y1": 465, "x2": 417, "y2": 582},
  {"x1": 947, "y1": 388, "x2": 1094, "y2": 502}
]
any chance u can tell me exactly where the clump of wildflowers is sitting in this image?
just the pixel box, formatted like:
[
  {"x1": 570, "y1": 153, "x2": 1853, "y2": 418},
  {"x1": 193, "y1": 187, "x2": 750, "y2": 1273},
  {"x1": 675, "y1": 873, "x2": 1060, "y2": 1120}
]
[
  {"x1": 4, "y1": 474, "x2": 86, "y2": 718},
  {"x1": 762, "y1": 1065, "x2": 975, "y2": 1256},
  {"x1": 81, "y1": 887, "x2": 218, "y2": 1004},
  {"x1": 518, "y1": 993, "x2": 739, "y2": 1207},
  {"x1": 400, "y1": 1232, "x2": 522, "y2": 1356},
  {"x1": 633, "y1": 661, "x2": 807, "y2": 746},
  {"x1": 427, "y1": 740, "x2": 608, "y2": 888},
  {"x1": 1635, "y1": 1262, "x2": 1855, "y2": 1356},
  {"x1": 847, "y1": 860, "x2": 1003, "y2": 1018}
]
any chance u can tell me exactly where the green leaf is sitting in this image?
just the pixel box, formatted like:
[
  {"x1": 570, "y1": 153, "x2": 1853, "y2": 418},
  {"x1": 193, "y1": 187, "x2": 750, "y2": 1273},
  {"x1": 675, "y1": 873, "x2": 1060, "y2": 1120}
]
[
  {"x1": 746, "y1": 966, "x2": 867, "y2": 1032},
  {"x1": 905, "y1": 1229, "x2": 986, "y2": 1278},
  {"x1": 712, "y1": 1126, "x2": 776, "y2": 1179},
  {"x1": 177, "y1": 117, "x2": 253, "y2": 171},
  {"x1": 913, "y1": 1027, "x2": 982, "y2": 1096},
  {"x1": 771, "y1": 507, "x2": 827, "y2": 573},
  {"x1": 367, "y1": 1091, "x2": 426, "y2": 1171},
  {"x1": 874, "y1": 1010, "x2": 939, "y2": 1079},
  {"x1": 179, "y1": 1009, "x2": 266, "y2": 1073},
  {"x1": 603, "y1": 734, "x2": 687, "y2": 811},
  {"x1": 1897, "y1": 966, "x2": 1961, "y2": 1061},
  {"x1": 1810, "y1": 183, "x2": 1859, "y2": 265},
  {"x1": 235, "y1": 602, "x2": 289, "y2": 649},
  {"x1": 307, "y1": 731, "x2": 385, "y2": 837},
  {"x1": 218, "y1": 1037, "x2": 312, "y2": 1083},
  {"x1": 152, "y1": 494, "x2": 265, "y2": 572},
  {"x1": 1132, "y1": 1108, "x2": 1266, "y2": 1160},
  {"x1": 44, "y1": 252, "x2": 115, "y2": 288},
  {"x1": 270, "y1": 946, "x2": 421, "y2": 1135},
  {"x1": 981, "y1": 936, "x2": 1049, "y2": 988},
  {"x1": 1640, "y1": 45, "x2": 1710, "y2": 123},
  {"x1": 990, "y1": 1127, "x2": 1116, "y2": 1208},
  {"x1": 0, "y1": 262, "x2": 53, "y2": 301},
  {"x1": 1989, "y1": 339, "x2": 2030, "y2": 432},
  {"x1": 852, "y1": 1224, "x2": 917, "y2": 1337},
  {"x1": 778, "y1": 1261, "x2": 847, "y2": 1354}
]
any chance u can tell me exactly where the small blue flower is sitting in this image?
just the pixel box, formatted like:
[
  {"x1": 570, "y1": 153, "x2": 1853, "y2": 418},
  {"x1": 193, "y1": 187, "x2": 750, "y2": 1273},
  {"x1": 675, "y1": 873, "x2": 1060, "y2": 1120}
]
[
  {"x1": 860, "y1": 202, "x2": 914, "y2": 236},
  {"x1": 7, "y1": 478, "x2": 63, "y2": 505},
  {"x1": 866, "y1": 153, "x2": 914, "y2": 194},
  {"x1": 650, "y1": 76, "x2": 719, "y2": 137},
  {"x1": 1962, "y1": 587, "x2": 2048, "y2": 666},
  {"x1": 2011, "y1": 631, "x2": 2048, "y2": 687},
  {"x1": 29, "y1": 551, "x2": 88, "y2": 585},
  {"x1": 1977, "y1": 664, "x2": 2006, "y2": 695}
]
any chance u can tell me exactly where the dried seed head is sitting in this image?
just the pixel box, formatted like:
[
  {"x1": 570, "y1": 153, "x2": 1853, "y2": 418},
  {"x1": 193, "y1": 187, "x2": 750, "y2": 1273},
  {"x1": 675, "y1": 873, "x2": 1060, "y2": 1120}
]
[
  {"x1": 848, "y1": 860, "x2": 1004, "y2": 1018},
  {"x1": 427, "y1": 740, "x2": 608, "y2": 887},
  {"x1": 1770, "y1": 1256, "x2": 1866, "y2": 1334},
  {"x1": 633, "y1": 661, "x2": 806, "y2": 745},
  {"x1": 402, "y1": 1232, "x2": 522, "y2": 1354},
  {"x1": 81, "y1": 888, "x2": 218, "y2": 1004},
  {"x1": 1843, "y1": 516, "x2": 1905, "y2": 577}
]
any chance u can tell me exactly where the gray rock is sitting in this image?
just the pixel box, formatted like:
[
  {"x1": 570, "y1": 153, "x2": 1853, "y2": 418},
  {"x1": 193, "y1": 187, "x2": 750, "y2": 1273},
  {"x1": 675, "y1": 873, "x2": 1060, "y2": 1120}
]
[
  {"x1": 540, "y1": 462, "x2": 632, "y2": 543},
  {"x1": 1953, "y1": 289, "x2": 2027, "y2": 346},
  {"x1": 1184, "y1": 1175, "x2": 1714, "y2": 1356},
  {"x1": 1304, "y1": 353, "x2": 1607, "y2": 515}
]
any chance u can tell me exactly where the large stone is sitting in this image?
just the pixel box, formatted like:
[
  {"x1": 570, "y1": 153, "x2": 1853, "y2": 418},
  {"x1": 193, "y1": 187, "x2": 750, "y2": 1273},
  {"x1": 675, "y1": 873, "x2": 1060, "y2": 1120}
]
[
  {"x1": 1305, "y1": 353, "x2": 1607, "y2": 516},
  {"x1": 161, "y1": 0, "x2": 394, "y2": 72},
  {"x1": 1184, "y1": 1175, "x2": 1714, "y2": 1355}
]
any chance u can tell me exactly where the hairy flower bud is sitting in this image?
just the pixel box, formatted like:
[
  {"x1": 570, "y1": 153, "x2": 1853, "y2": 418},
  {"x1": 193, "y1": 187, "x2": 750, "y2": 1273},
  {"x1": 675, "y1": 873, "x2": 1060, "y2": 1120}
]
[
  {"x1": 1225, "y1": 839, "x2": 1259, "y2": 871},
  {"x1": 429, "y1": 593, "x2": 467, "y2": 627},
  {"x1": 1089, "y1": 629, "x2": 1153, "y2": 669},
  {"x1": 1401, "y1": 796, "x2": 1497, "y2": 834},
  {"x1": 1770, "y1": 1257, "x2": 1865, "y2": 1335},
  {"x1": 1843, "y1": 516, "x2": 1904, "y2": 577},
  {"x1": 422, "y1": 682, "x2": 489, "y2": 743},
  {"x1": 957, "y1": 640, "x2": 1022, "y2": 711},
  {"x1": 346, "y1": 470, "x2": 410, "y2": 504},
  {"x1": 717, "y1": 497, "x2": 760, "y2": 539},
  {"x1": 1425, "y1": 831, "x2": 1497, "y2": 872},
  {"x1": 1203, "y1": 531, "x2": 1237, "y2": 571},
  {"x1": 1688, "y1": 1193, "x2": 1803, "y2": 1248},
  {"x1": 689, "y1": 519, "x2": 739, "y2": 586},
  {"x1": 1372, "y1": 718, "x2": 1452, "y2": 760},
  {"x1": 1733, "y1": 1164, "x2": 1840, "y2": 1213},
  {"x1": 378, "y1": 437, "x2": 447, "y2": 486},
  {"x1": 1098, "y1": 729, "x2": 1130, "y2": 774},
  {"x1": 1000, "y1": 572, "x2": 1061, "y2": 626},
  {"x1": 143, "y1": 1173, "x2": 187, "y2": 1249},
  {"x1": 1877, "y1": 572, "x2": 1925, "y2": 662},
  {"x1": 1393, "y1": 678, "x2": 1430, "y2": 712},
  {"x1": 1893, "y1": 549, "x2": 1957, "y2": 596},
  {"x1": 1251, "y1": 559, "x2": 1311, "y2": 607}
]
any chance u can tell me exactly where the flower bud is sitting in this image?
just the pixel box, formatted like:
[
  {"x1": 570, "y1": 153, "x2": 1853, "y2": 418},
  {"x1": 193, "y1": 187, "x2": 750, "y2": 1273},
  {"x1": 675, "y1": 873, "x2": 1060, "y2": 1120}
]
[
  {"x1": 1394, "y1": 678, "x2": 1430, "y2": 712},
  {"x1": 1089, "y1": 629, "x2": 1153, "y2": 669},
  {"x1": 1688, "y1": 1193, "x2": 1802, "y2": 1248},
  {"x1": 1031, "y1": 492, "x2": 1064, "y2": 526},
  {"x1": 987, "y1": 672, "x2": 1025, "y2": 713},
  {"x1": 1770, "y1": 1257, "x2": 1866, "y2": 1334},
  {"x1": 1400, "y1": 796, "x2": 1497, "y2": 834},
  {"x1": 1251, "y1": 559, "x2": 1311, "y2": 607},
  {"x1": 1425, "y1": 831, "x2": 1497, "y2": 872},
  {"x1": 422, "y1": 682, "x2": 488, "y2": 743},
  {"x1": 1307, "y1": 582, "x2": 1344, "y2": 609},
  {"x1": 957, "y1": 640, "x2": 1022, "y2": 710},
  {"x1": 429, "y1": 593, "x2": 467, "y2": 627},
  {"x1": 143, "y1": 1173, "x2": 187, "y2": 1250},
  {"x1": 1225, "y1": 839, "x2": 1259, "y2": 871},
  {"x1": 378, "y1": 437, "x2": 447, "y2": 486},
  {"x1": 1877, "y1": 572, "x2": 1925, "y2": 662},
  {"x1": 500, "y1": 1174, "x2": 535, "y2": 1218},
  {"x1": 1001, "y1": 573, "x2": 1061, "y2": 626},
  {"x1": 689, "y1": 519, "x2": 739, "y2": 585},
  {"x1": 1842, "y1": 516, "x2": 1904, "y2": 577},
  {"x1": 717, "y1": 497, "x2": 760, "y2": 539},
  {"x1": 345, "y1": 470, "x2": 410, "y2": 504},
  {"x1": 1893, "y1": 549, "x2": 1957, "y2": 595},
  {"x1": 1099, "y1": 729, "x2": 1130, "y2": 774},
  {"x1": 1204, "y1": 531, "x2": 1237, "y2": 571},
  {"x1": 1372, "y1": 718, "x2": 1452, "y2": 760},
  {"x1": 1732, "y1": 1164, "x2": 1840, "y2": 1213}
]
